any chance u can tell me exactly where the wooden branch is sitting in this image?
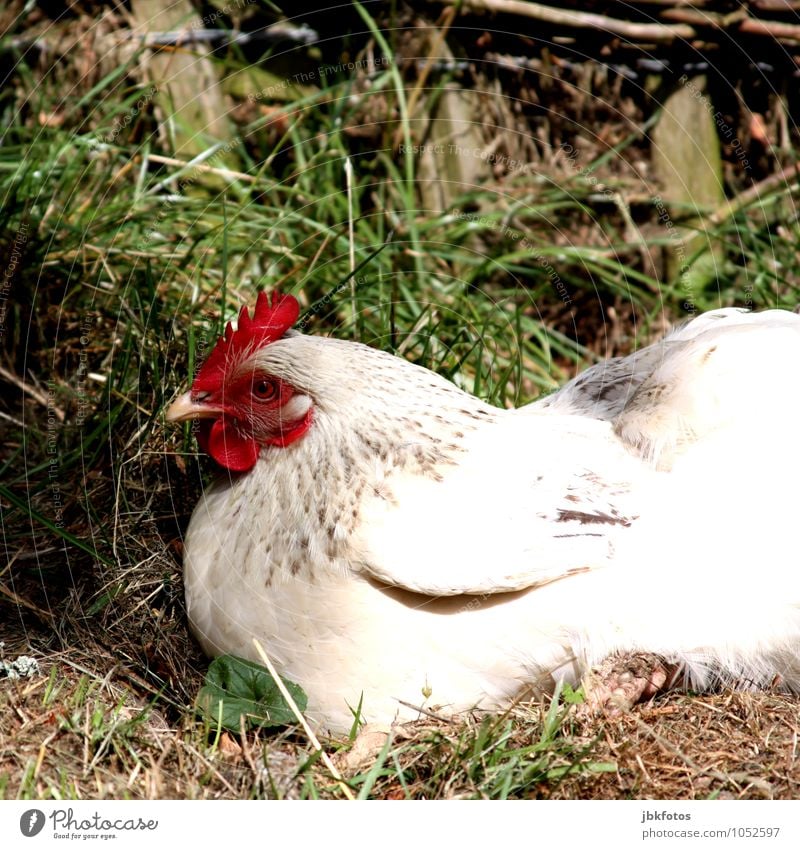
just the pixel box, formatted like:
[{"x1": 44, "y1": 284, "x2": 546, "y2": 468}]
[
  {"x1": 660, "y1": 7, "x2": 748, "y2": 27},
  {"x1": 739, "y1": 16, "x2": 800, "y2": 42},
  {"x1": 661, "y1": 5, "x2": 800, "y2": 41},
  {"x1": 609, "y1": 0, "x2": 711, "y2": 6},
  {"x1": 750, "y1": 0, "x2": 800, "y2": 11},
  {"x1": 436, "y1": 0, "x2": 800, "y2": 47},
  {"x1": 433, "y1": 0, "x2": 697, "y2": 42},
  {"x1": 132, "y1": 24, "x2": 318, "y2": 47}
]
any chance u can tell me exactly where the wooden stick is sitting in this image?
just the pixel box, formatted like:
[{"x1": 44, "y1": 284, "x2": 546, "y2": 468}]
[
  {"x1": 433, "y1": 0, "x2": 696, "y2": 42},
  {"x1": 441, "y1": 0, "x2": 800, "y2": 46},
  {"x1": 739, "y1": 16, "x2": 800, "y2": 42}
]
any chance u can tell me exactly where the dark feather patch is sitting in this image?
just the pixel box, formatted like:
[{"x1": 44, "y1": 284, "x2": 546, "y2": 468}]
[{"x1": 556, "y1": 509, "x2": 632, "y2": 527}]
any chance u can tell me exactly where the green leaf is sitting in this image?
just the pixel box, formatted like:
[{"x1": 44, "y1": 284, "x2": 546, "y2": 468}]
[
  {"x1": 197, "y1": 655, "x2": 308, "y2": 732},
  {"x1": 561, "y1": 681, "x2": 585, "y2": 705}
]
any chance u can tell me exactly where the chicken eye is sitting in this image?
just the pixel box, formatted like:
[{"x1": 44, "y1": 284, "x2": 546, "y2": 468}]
[{"x1": 253, "y1": 378, "x2": 277, "y2": 400}]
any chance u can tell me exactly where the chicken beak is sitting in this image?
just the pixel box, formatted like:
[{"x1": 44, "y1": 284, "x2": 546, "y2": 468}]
[{"x1": 165, "y1": 392, "x2": 221, "y2": 423}]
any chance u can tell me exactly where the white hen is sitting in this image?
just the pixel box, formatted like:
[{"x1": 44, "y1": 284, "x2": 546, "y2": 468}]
[{"x1": 167, "y1": 295, "x2": 800, "y2": 732}]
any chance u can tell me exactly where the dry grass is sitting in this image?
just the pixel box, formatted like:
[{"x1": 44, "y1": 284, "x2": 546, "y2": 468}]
[
  {"x1": 551, "y1": 694, "x2": 800, "y2": 800},
  {"x1": 3, "y1": 638, "x2": 799, "y2": 800}
]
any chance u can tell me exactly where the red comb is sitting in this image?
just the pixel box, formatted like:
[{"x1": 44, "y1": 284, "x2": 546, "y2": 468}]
[{"x1": 192, "y1": 291, "x2": 299, "y2": 393}]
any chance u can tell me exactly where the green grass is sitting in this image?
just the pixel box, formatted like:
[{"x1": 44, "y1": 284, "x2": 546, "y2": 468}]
[{"x1": 2, "y1": 1, "x2": 800, "y2": 800}]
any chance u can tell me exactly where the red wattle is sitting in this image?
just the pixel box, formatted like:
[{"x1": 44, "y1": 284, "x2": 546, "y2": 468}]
[{"x1": 206, "y1": 418, "x2": 260, "y2": 472}]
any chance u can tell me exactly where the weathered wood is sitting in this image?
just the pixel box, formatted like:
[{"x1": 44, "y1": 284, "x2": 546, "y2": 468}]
[
  {"x1": 434, "y1": 0, "x2": 800, "y2": 46},
  {"x1": 130, "y1": 0, "x2": 240, "y2": 188},
  {"x1": 412, "y1": 29, "x2": 493, "y2": 269},
  {"x1": 433, "y1": 0, "x2": 696, "y2": 41},
  {"x1": 651, "y1": 76, "x2": 726, "y2": 302}
]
